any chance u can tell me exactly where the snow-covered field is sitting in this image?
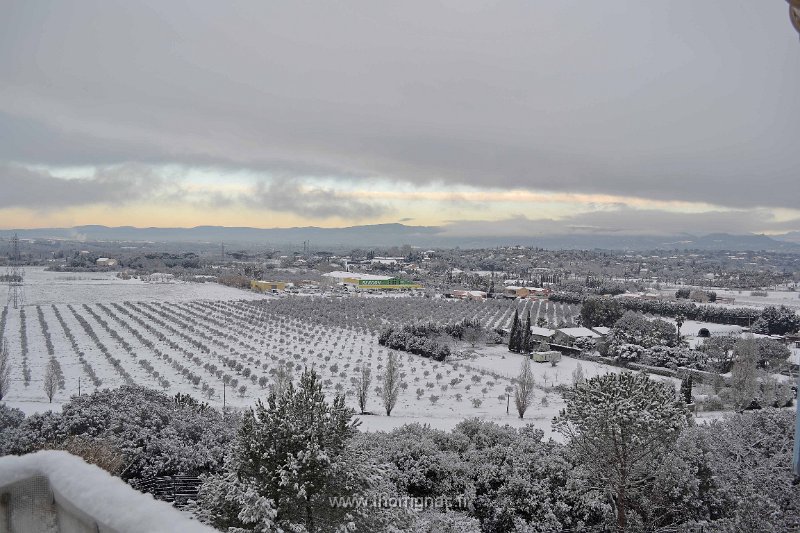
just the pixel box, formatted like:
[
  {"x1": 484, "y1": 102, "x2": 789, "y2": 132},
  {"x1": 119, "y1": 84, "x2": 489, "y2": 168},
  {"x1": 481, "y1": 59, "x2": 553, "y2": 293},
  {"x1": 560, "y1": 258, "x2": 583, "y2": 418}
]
[
  {"x1": 0, "y1": 296, "x2": 576, "y2": 437},
  {"x1": 712, "y1": 288, "x2": 800, "y2": 310},
  {"x1": 19, "y1": 267, "x2": 268, "y2": 305},
  {"x1": 0, "y1": 273, "x2": 683, "y2": 438},
  {"x1": 654, "y1": 284, "x2": 800, "y2": 311}
]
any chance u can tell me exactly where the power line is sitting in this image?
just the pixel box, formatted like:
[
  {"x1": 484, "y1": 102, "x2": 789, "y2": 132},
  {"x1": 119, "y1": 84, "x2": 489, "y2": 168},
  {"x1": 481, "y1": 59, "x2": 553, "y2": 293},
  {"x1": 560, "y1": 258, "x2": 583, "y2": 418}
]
[{"x1": 6, "y1": 234, "x2": 24, "y2": 309}]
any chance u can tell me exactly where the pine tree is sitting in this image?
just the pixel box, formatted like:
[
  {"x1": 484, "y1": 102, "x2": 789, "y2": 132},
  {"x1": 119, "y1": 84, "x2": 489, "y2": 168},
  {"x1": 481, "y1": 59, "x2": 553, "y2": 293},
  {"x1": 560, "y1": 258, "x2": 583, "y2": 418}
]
[
  {"x1": 200, "y1": 368, "x2": 373, "y2": 532},
  {"x1": 509, "y1": 310, "x2": 520, "y2": 353},
  {"x1": 554, "y1": 372, "x2": 687, "y2": 532}
]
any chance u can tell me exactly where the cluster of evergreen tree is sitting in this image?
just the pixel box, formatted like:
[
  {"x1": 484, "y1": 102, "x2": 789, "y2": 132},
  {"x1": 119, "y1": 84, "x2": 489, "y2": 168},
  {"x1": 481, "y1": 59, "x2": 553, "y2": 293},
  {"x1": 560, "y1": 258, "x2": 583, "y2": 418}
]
[
  {"x1": 379, "y1": 319, "x2": 494, "y2": 361},
  {"x1": 508, "y1": 310, "x2": 548, "y2": 354},
  {"x1": 2, "y1": 374, "x2": 798, "y2": 532},
  {"x1": 553, "y1": 292, "x2": 766, "y2": 327},
  {"x1": 378, "y1": 323, "x2": 451, "y2": 361},
  {"x1": 0, "y1": 386, "x2": 234, "y2": 481}
]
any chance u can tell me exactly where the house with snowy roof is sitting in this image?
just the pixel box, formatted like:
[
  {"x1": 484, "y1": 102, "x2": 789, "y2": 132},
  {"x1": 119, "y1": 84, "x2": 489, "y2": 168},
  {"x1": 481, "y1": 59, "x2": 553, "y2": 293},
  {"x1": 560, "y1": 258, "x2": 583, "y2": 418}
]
[
  {"x1": 553, "y1": 327, "x2": 602, "y2": 346},
  {"x1": 529, "y1": 326, "x2": 556, "y2": 342}
]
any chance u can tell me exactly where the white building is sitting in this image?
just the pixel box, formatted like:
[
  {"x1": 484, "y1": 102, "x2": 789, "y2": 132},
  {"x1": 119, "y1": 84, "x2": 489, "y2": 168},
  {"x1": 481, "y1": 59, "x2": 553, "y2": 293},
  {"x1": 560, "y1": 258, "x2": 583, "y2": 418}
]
[{"x1": 95, "y1": 257, "x2": 118, "y2": 267}]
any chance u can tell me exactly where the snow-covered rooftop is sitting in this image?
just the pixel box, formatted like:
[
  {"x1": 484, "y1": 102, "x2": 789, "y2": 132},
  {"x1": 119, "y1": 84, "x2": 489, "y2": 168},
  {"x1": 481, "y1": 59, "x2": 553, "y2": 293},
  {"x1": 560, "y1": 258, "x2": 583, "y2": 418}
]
[
  {"x1": 557, "y1": 327, "x2": 601, "y2": 339},
  {"x1": 530, "y1": 326, "x2": 556, "y2": 337},
  {"x1": 322, "y1": 271, "x2": 392, "y2": 281}
]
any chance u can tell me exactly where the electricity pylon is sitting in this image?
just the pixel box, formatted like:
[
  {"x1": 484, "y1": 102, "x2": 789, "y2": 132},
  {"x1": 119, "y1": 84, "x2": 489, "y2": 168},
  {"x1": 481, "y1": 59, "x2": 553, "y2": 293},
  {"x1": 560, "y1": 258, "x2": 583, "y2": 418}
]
[{"x1": 6, "y1": 234, "x2": 24, "y2": 309}]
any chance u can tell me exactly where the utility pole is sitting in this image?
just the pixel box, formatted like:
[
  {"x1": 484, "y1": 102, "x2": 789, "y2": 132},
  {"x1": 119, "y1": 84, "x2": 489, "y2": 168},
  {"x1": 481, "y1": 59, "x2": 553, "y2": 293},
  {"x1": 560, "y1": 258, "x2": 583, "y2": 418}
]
[
  {"x1": 6, "y1": 234, "x2": 24, "y2": 309},
  {"x1": 78, "y1": 376, "x2": 81, "y2": 396}
]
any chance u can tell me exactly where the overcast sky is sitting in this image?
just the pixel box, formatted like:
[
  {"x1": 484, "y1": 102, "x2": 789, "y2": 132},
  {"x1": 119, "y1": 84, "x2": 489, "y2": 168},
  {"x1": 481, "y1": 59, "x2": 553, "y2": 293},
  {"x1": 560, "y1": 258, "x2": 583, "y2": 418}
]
[{"x1": 1, "y1": 1, "x2": 799, "y2": 235}]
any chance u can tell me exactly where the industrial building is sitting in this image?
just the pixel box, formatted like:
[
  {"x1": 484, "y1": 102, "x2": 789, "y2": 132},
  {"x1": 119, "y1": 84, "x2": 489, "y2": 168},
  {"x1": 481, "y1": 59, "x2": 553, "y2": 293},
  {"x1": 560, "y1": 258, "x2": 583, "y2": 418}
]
[
  {"x1": 356, "y1": 277, "x2": 422, "y2": 290},
  {"x1": 503, "y1": 286, "x2": 550, "y2": 299},
  {"x1": 250, "y1": 280, "x2": 287, "y2": 293},
  {"x1": 321, "y1": 271, "x2": 422, "y2": 291}
]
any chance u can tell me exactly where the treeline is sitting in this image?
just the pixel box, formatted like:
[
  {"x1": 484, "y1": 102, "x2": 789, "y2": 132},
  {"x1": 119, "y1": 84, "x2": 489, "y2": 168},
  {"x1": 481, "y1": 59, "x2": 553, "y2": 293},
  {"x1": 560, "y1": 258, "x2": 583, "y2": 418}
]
[
  {"x1": 46, "y1": 251, "x2": 203, "y2": 272},
  {"x1": 379, "y1": 319, "x2": 493, "y2": 361},
  {"x1": 675, "y1": 288, "x2": 717, "y2": 301},
  {"x1": 555, "y1": 279, "x2": 639, "y2": 296},
  {"x1": 552, "y1": 292, "x2": 762, "y2": 326}
]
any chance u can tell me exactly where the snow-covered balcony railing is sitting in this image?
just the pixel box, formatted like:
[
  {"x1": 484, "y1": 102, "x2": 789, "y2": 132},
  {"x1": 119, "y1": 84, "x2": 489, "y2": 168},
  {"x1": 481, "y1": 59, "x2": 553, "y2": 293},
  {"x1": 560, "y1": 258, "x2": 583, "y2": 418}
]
[{"x1": 0, "y1": 451, "x2": 215, "y2": 533}]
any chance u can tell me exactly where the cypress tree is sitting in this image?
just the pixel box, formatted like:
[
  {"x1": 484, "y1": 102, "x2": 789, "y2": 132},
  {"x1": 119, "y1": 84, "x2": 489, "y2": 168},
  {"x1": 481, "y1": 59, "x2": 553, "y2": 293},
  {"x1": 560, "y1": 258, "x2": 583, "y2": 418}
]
[
  {"x1": 509, "y1": 309, "x2": 520, "y2": 352},
  {"x1": 522, "y1": 311, "x2": 532, "y2": 353},
  {"x1": 680, "y1": 374, "x2": 693, "y2": 404}
]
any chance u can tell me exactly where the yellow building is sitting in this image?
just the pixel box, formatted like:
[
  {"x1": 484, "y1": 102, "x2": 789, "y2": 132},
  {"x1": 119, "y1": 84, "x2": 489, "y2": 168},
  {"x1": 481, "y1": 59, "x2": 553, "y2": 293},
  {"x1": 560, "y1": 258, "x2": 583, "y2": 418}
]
[
  {"x1": 251, "y1": 280, "x2": 287, "y2": 293},
  {"x1": 504, "y1": 286, "x2": 529, "y2": 298}
]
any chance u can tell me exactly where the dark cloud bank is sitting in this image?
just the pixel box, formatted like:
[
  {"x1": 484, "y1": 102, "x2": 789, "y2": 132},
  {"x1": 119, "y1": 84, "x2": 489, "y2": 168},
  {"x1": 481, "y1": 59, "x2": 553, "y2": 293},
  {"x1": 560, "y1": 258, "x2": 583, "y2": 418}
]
[{"x1": 1, "y1": 1, "x2": 799, "y2": 232}]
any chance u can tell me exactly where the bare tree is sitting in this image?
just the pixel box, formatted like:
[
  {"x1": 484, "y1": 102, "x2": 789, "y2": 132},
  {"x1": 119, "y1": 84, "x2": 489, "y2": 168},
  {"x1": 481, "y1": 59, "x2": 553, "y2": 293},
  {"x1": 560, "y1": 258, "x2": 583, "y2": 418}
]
[
  {"x1": 514, "y1": 356, "x2": 535, "y2": 419},
  {"x1": 382, "y1": 351, "x2": 401, "y2": 416},
  {"x1": 355, "y1": 365, "x2": 372, "y2": 414},
  {"x1": 462, "y1": 326, "x2": 485, "y2": 348},
  {"x1": 271, "y1": 365, "x2": 292, "y2": 398},
  {"x1": 0, "y1": 339, "x2": 11, "y2": 400},
  {"x1": 571, "y1": 362, "x2": 586, "y2": 386},
  {"x1": 43, "y1": 357, "x2": 58, "y2": 403}
]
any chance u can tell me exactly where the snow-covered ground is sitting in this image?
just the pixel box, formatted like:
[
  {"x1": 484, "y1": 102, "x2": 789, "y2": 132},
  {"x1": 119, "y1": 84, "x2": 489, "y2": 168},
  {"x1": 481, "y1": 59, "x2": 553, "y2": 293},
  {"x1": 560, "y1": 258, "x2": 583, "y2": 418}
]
[
  {"x1": 1, "y1": 274, "x2": 722, "y2": 438},
  {"x1": 0, "y1": 296, "x2": 594, "y2": 436},
  {"x1": 712, "y1": 288, "x2": 800, "y2": 310},
  {"x1": 662, "y1": 319, "x2": 742, "y2": 338},
  {"x1": 17, "y1": 267, "x2": 269, "y2": 305},
  {"x1": 653, "y1": 284, "x2": 800, "y2": 311}
]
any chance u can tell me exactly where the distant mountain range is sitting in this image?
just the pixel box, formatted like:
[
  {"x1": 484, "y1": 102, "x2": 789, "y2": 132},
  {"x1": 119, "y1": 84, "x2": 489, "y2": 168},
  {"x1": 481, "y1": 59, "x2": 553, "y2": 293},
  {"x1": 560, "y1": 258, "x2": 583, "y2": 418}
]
[
  {"x1": 0, "y1": 224, "x2": 799, "y2": 252},
  {"x1": 774, "y1": 230, "x2": 800, "y2": 244}
]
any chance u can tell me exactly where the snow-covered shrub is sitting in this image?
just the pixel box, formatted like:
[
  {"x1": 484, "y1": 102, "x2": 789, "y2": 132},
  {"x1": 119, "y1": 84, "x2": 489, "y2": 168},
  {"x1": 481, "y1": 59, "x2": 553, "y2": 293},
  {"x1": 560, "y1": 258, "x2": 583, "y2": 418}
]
[
  {"x1": 641, "y1": 346, "x2": 706, "y2": 370},
  {"x1": 608, "y1": 343, "x2": 645, "y2": 362},
  {"x1": 1, "y1": 386, "x2": 234, "y2": 483},
  {"x1": 0, "y1": 403, "x2": 24, "y2": 435},
  {"x1": 573, "y1": 336, "x2": 596, "y2": 353},
  {"x1": 606, "y1": 312, "x2": 678, "y2": 353}
]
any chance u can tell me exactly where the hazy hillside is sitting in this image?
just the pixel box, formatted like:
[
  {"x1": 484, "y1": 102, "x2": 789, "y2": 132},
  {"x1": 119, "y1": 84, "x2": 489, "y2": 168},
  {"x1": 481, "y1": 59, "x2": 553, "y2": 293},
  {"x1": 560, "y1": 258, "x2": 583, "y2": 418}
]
[{"x1": 1, "y1": 224, "x2": 798, "y2": 252}]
